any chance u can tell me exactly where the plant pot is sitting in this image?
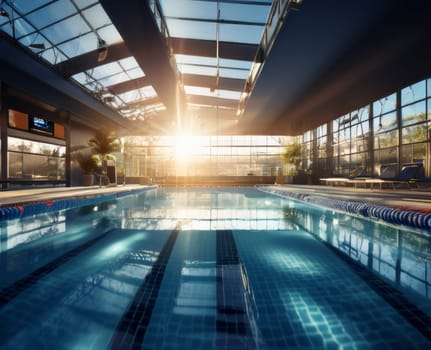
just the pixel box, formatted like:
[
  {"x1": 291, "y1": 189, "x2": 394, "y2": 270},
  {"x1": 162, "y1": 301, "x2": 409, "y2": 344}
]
[
  {"x1": 285, "y1": 175, "x2": 294, "y2": 184},
  {"x1": 82, "y1": 174, "x2": 94, "y2": 186}
]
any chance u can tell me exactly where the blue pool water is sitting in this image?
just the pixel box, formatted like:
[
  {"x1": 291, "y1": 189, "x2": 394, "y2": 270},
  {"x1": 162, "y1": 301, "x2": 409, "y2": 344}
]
[{"x1": 0, "y1": 187, "x2": 431, "y2": 349}]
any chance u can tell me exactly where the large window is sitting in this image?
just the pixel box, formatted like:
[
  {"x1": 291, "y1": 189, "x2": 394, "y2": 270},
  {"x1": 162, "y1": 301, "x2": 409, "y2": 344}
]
[
  {"x1": 120, "y1": 135, "x2": 291, "y2": 178},
  {"x1": 400, "y1": 81, "x2": 429, "y2": 167},
  {"x1": 8, "y1": 137, "x2": 66, "y2": 181},
  {"x1": 305, "y1": 77, "x2": 431, "y2": 177}
]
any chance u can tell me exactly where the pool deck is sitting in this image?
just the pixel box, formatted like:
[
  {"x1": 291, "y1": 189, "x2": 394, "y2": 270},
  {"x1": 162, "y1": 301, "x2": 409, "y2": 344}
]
[
  {"x1": 0, "y1": 183, "x2": 430, "y2": 211},
  {"x1": 269, "y1": 184, "x2": 431, "y2": 211},
  {"x1": 0, "y1": 184, "x2": 152, "y2": 207}
]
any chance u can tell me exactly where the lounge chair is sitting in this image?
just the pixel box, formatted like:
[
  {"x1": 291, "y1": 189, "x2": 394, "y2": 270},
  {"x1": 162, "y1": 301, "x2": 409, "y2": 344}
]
[
  {"x1": 364, "y1": 165, "x2": 418, "y2": 190},
  {"x1": 320, "y1": 167, "x2": 367, "y2": 187},
  {"x1": 320, "y1": 177, "x2": 352, "y2": 186}
]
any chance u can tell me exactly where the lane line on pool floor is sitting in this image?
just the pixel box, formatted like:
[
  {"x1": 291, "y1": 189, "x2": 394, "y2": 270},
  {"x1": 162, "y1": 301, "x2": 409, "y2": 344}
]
[
  {"x1": 216, "y1": 229, "x2": 259, "y2": 348},
  {"x1": 108, "y1": 223, "x2": 181, "y2": 350},
  {"x1": 0, "y1": 229, "x2": 113, "y2": 308}
]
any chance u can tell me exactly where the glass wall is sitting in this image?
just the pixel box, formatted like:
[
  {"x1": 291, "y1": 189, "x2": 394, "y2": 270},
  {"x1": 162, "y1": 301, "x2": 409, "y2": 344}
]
[
  {"x1": 119, "y1": 77, "x2": 430, "y2": 181},
  {"x1": 120, "y1": 135, "x2": 293, "y2": 178},
  {"x1": 400, "y1": 81, "x2": 428, "y2": 167},
  {"x1": 332, "y1": 106, "x2": 371, "y2": 176},
  {"x1": 310, "y1": 77, "x2": 430, "y2": 178}
]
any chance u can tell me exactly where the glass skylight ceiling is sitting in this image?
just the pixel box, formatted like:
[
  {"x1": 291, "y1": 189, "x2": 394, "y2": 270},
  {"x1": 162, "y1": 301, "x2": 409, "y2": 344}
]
[
  {"x1": 0, "y1": 0, "x2": 273, "y2": 124},
  {"x1": 159, "y1": 0, "x2": 271, "y2": 116},
  {"x1": 0, "y1": 0, "x2": 162, "y2": 121}
]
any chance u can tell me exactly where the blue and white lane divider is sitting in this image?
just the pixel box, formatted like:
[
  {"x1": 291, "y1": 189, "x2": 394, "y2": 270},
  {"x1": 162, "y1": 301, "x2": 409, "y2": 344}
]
[
  {"x1": 0, "y1": 186, "x2": 157, "y2": 221},
  {"x1": 257, "y1": 186, "x2": 431, "y2": 231}
]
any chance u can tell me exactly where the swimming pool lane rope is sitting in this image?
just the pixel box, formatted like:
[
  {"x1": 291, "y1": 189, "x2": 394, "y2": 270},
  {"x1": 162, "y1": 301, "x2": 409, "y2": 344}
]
[
  {"x1": 0, "y1": 186, "x2": 157, "y2": 222},
  {"x1": 257, "y1": 186, "x2": 431, "y2": 231}
]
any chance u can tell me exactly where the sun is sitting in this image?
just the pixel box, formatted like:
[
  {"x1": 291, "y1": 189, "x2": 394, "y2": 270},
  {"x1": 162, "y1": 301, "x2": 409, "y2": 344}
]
[{"x1": 175, "y1": 133, "x2": 195, "y2": 161}]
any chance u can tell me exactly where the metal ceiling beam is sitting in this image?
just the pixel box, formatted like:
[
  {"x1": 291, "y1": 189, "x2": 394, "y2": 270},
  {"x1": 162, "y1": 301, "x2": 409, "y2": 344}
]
[
  {"x1": 55, "y1": 42, "x2": 131, "y2": 78},
  {"x1": 170, "y1": 37, "x2": 258, "y2": 62},
  {"x1": 107, "y1": 76, "x2": 151, "y2": 96},
  {"x1": 182, "y1": 74, "x2": 245, "y2": 91},
  {"x1": 100, "y1": 0, "x2": 183, "y2": 116},
  {"x1": 165, "y1": 16, "x2": 265, "y2": 27},
  {"x1": 187, "y1": 95, "x2": 239, "y2": 109},
  {"x1": 192, "y1": 0, "x2": 272, "y2": 6}
]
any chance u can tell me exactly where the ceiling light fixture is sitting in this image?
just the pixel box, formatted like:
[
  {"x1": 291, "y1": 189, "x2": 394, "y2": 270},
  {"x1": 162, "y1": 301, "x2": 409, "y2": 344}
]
[
  {"x1": 291, "y1": 0, "x2": 303, "y2": 10},
  {"x1": 97, "y1": 38, "x2": 108, "y2": 62}
]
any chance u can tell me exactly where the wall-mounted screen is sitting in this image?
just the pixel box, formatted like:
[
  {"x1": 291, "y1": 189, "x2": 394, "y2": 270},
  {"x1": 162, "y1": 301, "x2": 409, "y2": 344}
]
[{"x1": 29, "y1": 115, "x2": 54, "y2": 136}]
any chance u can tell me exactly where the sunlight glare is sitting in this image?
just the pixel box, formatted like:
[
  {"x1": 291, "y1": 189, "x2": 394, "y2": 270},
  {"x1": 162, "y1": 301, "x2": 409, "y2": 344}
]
[{"x1": 175, "y1": 133, "x2": 195, "y2": 161}]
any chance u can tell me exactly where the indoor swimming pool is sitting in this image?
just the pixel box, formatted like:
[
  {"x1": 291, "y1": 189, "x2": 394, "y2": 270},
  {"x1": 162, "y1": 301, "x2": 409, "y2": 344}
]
[{"x1": 0, "y1": 187, "x2": 431, "y2": 349}]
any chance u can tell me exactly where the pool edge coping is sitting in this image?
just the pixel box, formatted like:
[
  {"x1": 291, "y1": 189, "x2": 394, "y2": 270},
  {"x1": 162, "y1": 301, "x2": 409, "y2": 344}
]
[{"x1": 0, "y1": 185, "x2": 158, "y2": 221}]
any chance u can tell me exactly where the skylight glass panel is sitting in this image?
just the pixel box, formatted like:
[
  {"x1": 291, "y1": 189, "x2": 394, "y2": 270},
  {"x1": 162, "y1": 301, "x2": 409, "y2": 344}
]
[
  {"x1": 0, "y1": 2, "x2": 11, "y2": 29},
  {"x1": 26, "y1": 0, "x2": 76, "y2": 28},
  {"x1": 175, "y1": 55, "x2": 216, "y2": 66},
  {"x1": 219, "y1": 3, "x2": 269, "y2": 23},
  {"x1": 176, "y1": 62, "x2": 249, "y2": 79},
  {"x1": 74, "y1": 0, "x2": 98, "y2": 8},
  {"x1": 97, "y1": 24, "x2": 122, "y2": 44},
  {"x1": 40, "y1": 47, "x2": 67, "y2": 64},
  {"x1": 118, "y1": 86, "x2": 158, "y2": 103},
  {"x1": 165, "y1": 18, "x2": 216, "y2": 40},
  {"x1": 11, "y1": 18, "x2": 36, "y2": 40},
  {"x1": 219, "y1": 58, "x2": 253, "y2": 70},
  {"x1": 219, "y1": 23, "x2": 262, "y2": 44},
  {"x1": 160, "y1": 0, "x2": 216, "y2": 19},
  {"x1": 56, "y1": 31, "x2": 98, "y2": 59},
  {"x1": 118, "y1": 57, "x2": 140, "y2": 71},
  {"x1": 174, "y1": 54, "x2": 251, "y2": 79},
  {"x1": 82, "y1": 4, "x2": 111, "y2": 28},
  {"x1": 72, "y1": 74, "x2": 102, "y2": 93},
  {"x1": 83, "y1": 81, "x2": 100, "y2": 92},
  {"x1": 0, "y1": 11, "x2": 10, "y2": 27},
  {"x1": 219, "y1": 67, "x2": 249, "y2": 79},
  {"x1": 96, "y1": 72, "x2": 131, "y2": 87},
  {"x1": 121, "y1": 102, "x2": 166, "y2": 120},
  {"x1": 12, "y1": 0, "x2": 54, "y2": 15},
  {"x1": 72, "y1": 72, "x2": 93, "y2": 85},
  {"x1": 41, "y1": 14, "x2": 91, "y2": 45},
  {"x1": 178, "y1": 65, "x2": 217, "y2": 76},
  {"x1": 126, "y1": 67, "x2": 146, "y2": 79},
  {"x1": 18, "y1": 32, "x2": 48, "y2": 51},
  {"x1": 90, "y1": 62, "x2": 123, "y2": 79},
  {"x1": 184, "y1": 86, "x2": 241, "y2": 100}
]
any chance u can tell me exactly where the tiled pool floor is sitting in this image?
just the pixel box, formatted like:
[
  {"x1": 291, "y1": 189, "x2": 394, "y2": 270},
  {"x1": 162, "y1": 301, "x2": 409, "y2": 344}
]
[{"x1": 0, "y1": 186, "x2": 430, "y2": 349}]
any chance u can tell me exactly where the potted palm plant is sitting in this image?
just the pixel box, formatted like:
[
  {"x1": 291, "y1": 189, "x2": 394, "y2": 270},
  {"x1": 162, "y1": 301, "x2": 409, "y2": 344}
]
[
  {"x1": 280, "y1": 143, "x2": 301, "y2": 184},
  {"x1": 88, "y1": 128, "x2": 121, "y2": 184},
  {"x1": 76, "y1": 152, "x2": 99, "y2": 186}
]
